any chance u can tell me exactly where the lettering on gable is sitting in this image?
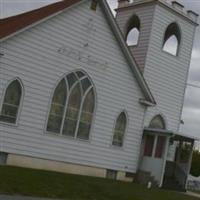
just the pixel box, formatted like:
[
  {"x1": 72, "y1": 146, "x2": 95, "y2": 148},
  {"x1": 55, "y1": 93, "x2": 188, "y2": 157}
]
[
  {"x1": 57, "y1": 45, "x2": 109, "y2": 69},
  {"x1": 82, "y1": 18, "x2": 96, "y2": 48}
]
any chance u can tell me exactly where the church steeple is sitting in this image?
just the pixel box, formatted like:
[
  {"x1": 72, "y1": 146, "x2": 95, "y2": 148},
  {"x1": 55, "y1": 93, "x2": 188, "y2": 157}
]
[
  {"x1": 115, "y1": 0, "x2": 198, "y2": 132},
  {"x1": 115, "y1": 0, "x2": 198, "y2": 72}
]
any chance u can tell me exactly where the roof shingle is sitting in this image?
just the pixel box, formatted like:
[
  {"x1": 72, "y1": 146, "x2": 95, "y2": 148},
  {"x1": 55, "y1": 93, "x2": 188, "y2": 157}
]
[{"x1": 0, "y1": 0, "x2": 81, "y2": 39}]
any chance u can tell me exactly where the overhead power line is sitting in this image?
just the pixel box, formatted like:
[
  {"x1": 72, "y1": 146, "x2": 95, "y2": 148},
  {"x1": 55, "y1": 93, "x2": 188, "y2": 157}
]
[{"x1": 187, "y1": 83, "x2": 200, "y2": 89}]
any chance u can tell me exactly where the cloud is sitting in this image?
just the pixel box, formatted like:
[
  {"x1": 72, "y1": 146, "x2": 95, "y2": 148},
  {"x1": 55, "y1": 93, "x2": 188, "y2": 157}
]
[
  {"x1": 181, "y1": 106, "x2": 200, "y2": 137},
  {"x1": 0, "y1": 0, "x2": 61, "y2": 18},
  {"x1": 187, "y1": 48, "x2": 200, "y2": 84},
  {"x1": 184, "y1": 86, "x2": 200, "y2": 109},
  {"x1": 192, "y1": 48, "x2": 200, "y2": 59}
]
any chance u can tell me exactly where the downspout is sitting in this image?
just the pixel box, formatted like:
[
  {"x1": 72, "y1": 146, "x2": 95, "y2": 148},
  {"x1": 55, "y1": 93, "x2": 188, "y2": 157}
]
[
  {"x1": 136, "y1": 99, "x2": 155, "y2": 175},
  {"x1": 0, "y1": 45, "x2": 4, "y2": 154},
  {"x1": 136, "y1": 103, "x2": 148, "y2": 174},
  {"x1": 159, "y1": 134, "x2": 174, "y2": 188},
  {"x1": 184, "y1": 140, "x2": 195, "y2": 190},
  {"x1": 159, "y1": 136, "x2": 170, "y2": 187}
]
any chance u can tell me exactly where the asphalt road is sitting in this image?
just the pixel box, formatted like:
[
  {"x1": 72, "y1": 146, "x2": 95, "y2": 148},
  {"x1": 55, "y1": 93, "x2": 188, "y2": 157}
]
[{"x1": 0, "y1": 195, "x2": 61, "y2": 200}]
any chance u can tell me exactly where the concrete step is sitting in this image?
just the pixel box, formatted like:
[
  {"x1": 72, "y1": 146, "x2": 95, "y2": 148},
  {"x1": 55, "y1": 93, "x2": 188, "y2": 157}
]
[{"x1": 136, "y1": 170, "x2": 159, "y2": 187}]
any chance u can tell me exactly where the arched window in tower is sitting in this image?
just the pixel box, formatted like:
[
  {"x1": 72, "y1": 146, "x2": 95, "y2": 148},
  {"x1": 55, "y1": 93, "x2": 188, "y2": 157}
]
[
  {"x1": 47, "y1": 71, "x2": 95, "y2": 140},
  {"x1": 163, "y1": 22, "x2": 181, "y2": 56},
  {"x1": 112, "y1": 111, "x2": 127, "y2": 147},
  {"x1": 149, "y1": 115, "x2": 165, "y2": 129},
  {"x1": 0, "y1": 79, "x2": 23, "y2": 124},
  {"x1": 126, "y1": 15, "x2": 140, "y2": 46}
]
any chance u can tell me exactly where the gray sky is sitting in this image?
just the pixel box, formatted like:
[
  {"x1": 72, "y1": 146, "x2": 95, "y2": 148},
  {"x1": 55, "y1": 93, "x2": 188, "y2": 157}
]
[{"x1": 1, "y1": 0, "x2": 200, "y2": 138}]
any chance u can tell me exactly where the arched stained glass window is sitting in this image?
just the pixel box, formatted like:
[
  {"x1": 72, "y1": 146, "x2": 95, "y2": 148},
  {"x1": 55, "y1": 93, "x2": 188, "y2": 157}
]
[
  {"x1": 0, "y1": 79, "x2": 22, "y2": 124},
  {"x1": 149, "y1": 115, "x2": 165, "y2": 129},
  {"x1": 47, "y1": 78, "x2": 67, "y2": 133},
  {"x1": 112, "y1": 112, "x2": 127, "y2": 147},
  {"x1": 47, "y1": 71, "x2": 95, "y2": 140},
  {"x1": 63, "y1": 82, "x2": 82, "y2": 137},
  {"x1": 77, "y1": 88, "x2": 95, "y2": 140}
]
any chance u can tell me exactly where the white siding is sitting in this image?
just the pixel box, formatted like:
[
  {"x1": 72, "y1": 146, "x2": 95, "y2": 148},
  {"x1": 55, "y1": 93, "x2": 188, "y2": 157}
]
[
  {"x1": 143, "y1": 4, "x2": 196, "y2": 132},
  {"x1": 116, "y1": 2, "x2": 196, "y2": 133},
  {"x1": 116, "y1": 4, "x2": 155, "y2": 71},
  {"x1": 0, "y1": 1, "x2": 146, "y2": 173}
]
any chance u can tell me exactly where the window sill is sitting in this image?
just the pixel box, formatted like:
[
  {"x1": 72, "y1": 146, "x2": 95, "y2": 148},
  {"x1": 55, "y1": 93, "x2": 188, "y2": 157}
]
[
  {"x1": 44, "y1": 131, "x2": 91, "y2": 144},
  {"x1": 154, "y1": 157, "x2": 163, "y2": 160},
  {"x1": 110, "y1": 144, "x2": 124, "y2": 151},
  {"x1": 128, "y1": 44, "x2": 139, "y2": 48},
  {"x1": 0, "y1": 121, "x2": 18, "y2": 128},
  {"x1": 143, "y1": 155, "x2": 152, "y2": 158},
  {"x1": 162, "y1": 49, "x2": 179, "y2": 58},
  {"x1": 143, "y1": 155, "x2": 163, "y2": 160}
]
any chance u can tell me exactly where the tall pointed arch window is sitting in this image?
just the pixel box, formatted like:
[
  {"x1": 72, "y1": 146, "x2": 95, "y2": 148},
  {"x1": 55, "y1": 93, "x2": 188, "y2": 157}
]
[
  {"x1": 163, "y1": 22, "x2": 181, "y2": 56},
  {"x1": 47, "y1": 71, "x2": 95, "y2": 140},
  {"x1": 126, "y1": 15, "x2": 140, "y2": 46},
  {"x1": 0, "y1": 79, "x2": 22, "y2": 124},
  {"x1": 112, "y1": 112, "x2": 127, "y2": 147},
  {"x1": 149, "y1": 115, "x2": 165, "y2": 129}
]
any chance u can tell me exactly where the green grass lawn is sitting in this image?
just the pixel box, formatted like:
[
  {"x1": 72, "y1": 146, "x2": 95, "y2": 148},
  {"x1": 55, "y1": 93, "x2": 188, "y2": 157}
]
[{"x1": 0, "y1": 165, "x2": 198, "y2": 200}]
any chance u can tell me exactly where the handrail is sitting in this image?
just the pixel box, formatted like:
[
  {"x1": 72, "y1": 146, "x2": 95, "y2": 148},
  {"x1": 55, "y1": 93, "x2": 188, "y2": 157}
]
[{"x1": 174, "y1": 163, "x2": 187, "y2": 188}]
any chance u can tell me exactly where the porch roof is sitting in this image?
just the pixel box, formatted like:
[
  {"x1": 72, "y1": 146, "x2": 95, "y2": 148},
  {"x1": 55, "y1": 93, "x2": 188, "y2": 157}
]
[
  {"x1": 144, "y1": 127, "x2": 200, "y2": 142},
  {"x1": 144, "y1": 127, "x2": 173, "y2": 135},
  {"x1": 174, "y1": 132, "x2": 200, "y2": 142}
]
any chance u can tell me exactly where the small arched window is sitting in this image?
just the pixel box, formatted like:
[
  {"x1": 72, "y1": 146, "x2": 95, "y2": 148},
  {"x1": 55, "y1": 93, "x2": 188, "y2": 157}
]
[
  {"x1": 126, "y1": 15, "x2": 140, "y2": 46},
  {"x1": 47, "y1": 71, "x2": 95, "y2": 140},
  {"x1": 0, "y1": 79, "x2": 22, "y2": 124},
  {"x1": 149, "y1": 115, "x2": 165, "y2": 129},
  {"x1": 163, "y1": 22, "x2": 181, "y2": 56},
  {"x1": 112, "y1": 112, "x2": 127, "y2": 147}
]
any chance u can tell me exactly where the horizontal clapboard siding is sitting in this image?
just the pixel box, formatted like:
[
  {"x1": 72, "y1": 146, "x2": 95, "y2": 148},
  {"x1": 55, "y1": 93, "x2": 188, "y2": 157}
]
[
  {"x1": 116, "y1": 4, "x2": 155, "y2": 71},
  {"x1": 144, "y1": 4, "x2": 196, "y2": 131},
  {"x1": 0, "y1": 1, "x2": 145, "y2": 172}
]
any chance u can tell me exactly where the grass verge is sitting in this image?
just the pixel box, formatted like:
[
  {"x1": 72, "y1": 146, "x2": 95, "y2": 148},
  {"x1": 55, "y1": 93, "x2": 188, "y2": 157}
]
[
  {"x1": 0, "y1": 166, "x2": 199, "y2": 200},
  {"x1": 189, "y1": 190, "x2": 200, "y2": 195}
]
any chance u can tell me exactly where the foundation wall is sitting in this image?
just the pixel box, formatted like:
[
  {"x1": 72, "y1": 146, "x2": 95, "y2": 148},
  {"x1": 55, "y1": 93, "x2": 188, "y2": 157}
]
[{"x1": 6, "y1": 153, "x2": 133, "y2": 182}]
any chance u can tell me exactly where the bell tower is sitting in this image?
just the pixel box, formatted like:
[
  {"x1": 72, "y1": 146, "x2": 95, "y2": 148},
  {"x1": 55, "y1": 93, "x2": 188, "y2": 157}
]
[{"x1": 116, "y1": 0, "x2": 198, "y2": 132}]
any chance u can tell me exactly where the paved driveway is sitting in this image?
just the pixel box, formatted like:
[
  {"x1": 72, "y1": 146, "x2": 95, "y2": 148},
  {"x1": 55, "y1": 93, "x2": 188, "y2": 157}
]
[
  {"x1": 0, "y1": 195, "x2": 62, "y2": 200},
  {"x1": 186, "y1": 191, "x2": 200, "y2": 198}
]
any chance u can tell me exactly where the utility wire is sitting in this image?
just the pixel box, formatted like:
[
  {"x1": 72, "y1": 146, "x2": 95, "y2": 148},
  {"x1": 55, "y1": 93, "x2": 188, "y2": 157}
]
[{"x1": 187, "y1": 83, "x2": 200, "y2": 88}]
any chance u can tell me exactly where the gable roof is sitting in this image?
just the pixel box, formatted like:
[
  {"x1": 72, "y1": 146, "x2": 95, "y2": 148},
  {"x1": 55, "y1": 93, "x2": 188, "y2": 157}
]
[
  {"x1": 0, "y1": 0, "x2": 155, "y2": 105},
  {"x1": 0, "y1": 0, "x2": 81, "y2": 39}
]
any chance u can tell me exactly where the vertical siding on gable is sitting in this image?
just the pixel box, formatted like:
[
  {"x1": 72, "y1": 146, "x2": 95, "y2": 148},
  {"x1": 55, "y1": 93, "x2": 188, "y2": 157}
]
[{"x1": 0, "y1": 0, "x2": 146, "y2": 173}]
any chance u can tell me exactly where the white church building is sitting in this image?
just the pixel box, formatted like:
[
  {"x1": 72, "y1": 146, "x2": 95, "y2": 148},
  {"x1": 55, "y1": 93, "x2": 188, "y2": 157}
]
[{"x1": 0, "y1": 0, "x2": 199, "y2": 191}]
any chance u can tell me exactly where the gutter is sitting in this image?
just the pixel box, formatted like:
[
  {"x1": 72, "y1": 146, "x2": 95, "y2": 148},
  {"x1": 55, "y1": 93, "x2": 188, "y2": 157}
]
[{"x1": 144, "y1": 127, "x2": 174, "y2": 135}]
